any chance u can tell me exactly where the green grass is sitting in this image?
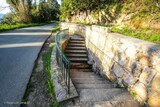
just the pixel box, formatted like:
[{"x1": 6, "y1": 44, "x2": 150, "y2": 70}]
[
  {"x1": 130, "y1": 91, "x2": 137, "y2": 98},
  {"x1": 51, "y1": 25, "x2": 60, "y2": 34},
  {"x1": 43, "y1": 25, "x2": 61, "y2": 107},
  {"x1": 43, "y1": 44, "x2": 58, "y2": 107},
  {"x1": 111, "y1": 26, "x2": 160, "y2": 44},
  {"x1": 0, "y1": 21, "x2": 58, "y2": 32}
]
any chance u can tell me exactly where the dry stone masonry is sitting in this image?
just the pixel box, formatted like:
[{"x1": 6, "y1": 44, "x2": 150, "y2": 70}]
[{"x1": 61, "y1": 22, "x2": 160, "y2": 107}]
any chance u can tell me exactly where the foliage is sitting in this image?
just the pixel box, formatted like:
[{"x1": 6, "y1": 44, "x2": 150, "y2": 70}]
[
  {"x1": 0, "y1": 13, "x2": 15, "y2": 24},
  {"x1": 0, "y1": 21, "x2": 57, "y2": 32},
  {"x1": 60, "y1": 0, "x2": 73, "y2": 21},
  {"x1": 111, "y1": 26, "x2": 160, "y2": 44},
  {"x1": 5, "y1": 0, "x2": 59, "y2": 23},
  {"x1": 31, "y1": 0, "x2": 59, "y2": 23},
  {"x1": 60, "y1": 0, "x2": 160, "y2": 44},
  {"x1": 6, "y1": 0, "x2": 32, "y2": 23},
  {"x1": 60, "y1": 0, "x2": 160, "y2": 23},
  {"x1": 60, "y1": 0, "x2": 117, "y2": 21}
]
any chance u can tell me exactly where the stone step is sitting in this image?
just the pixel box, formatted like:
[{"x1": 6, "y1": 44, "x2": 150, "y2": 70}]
[
  {"x1": 69, "y1": 58, "x2": 88, "y2": 63},
  {"x1": 93, "y1": 100, "x2": 140, "y2": 107},
  {"x1": 69, "y1": 40, "x2": 85, "y2": 44},
  {"x1": 70, "y1": 63, "x2": 91, "y2": 69},
  {"x1": 68, "y1": 43, "x2": 85, "y2": 47},
  {"x1": 70, "y1": 38, "x2": 84, "y2": 41},
  {"x1": 68, "y1": 100, "x2": 140, "y2": 107},
  {"x1": 71, "y1": 70, "x2": 98, "y2": 77},
  {"x1": 72, "y1": 78, "x2": 109, "y2": 84},
  {"x1": 78, "y1": 89, "x2": 133, "y2": 102},
  {"x1": 66, "y1": 47, "x2": 86, "y2": 50},
  {"x1": 72, "y1": 69, "x2": 91, "y2": 72},
  {"x1": 66, "y1": 53, "x2": 87, "y2": 58},
  {"x1": 65, "y1": 50, "x2": 87, "y2": 54},
  {"x1": 75, "y1": 83, "x2": 115, "y2": 89}
]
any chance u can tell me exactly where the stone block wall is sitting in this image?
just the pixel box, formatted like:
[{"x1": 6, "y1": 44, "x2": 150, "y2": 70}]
[
  {"x1": 61, "y1": 22, "x2": 160, "y2": 106},
  {"x1": 61, "y1": 39, "x2": 69, "y2": 52}
]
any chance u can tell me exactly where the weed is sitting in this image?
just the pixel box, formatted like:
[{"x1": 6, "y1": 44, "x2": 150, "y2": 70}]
[
  {"x1": 115, "y1": 83, "x2": 124, "y2": 88},
  {"x1": 130, "y1": 91, "x2": 137, "y2": 98}
]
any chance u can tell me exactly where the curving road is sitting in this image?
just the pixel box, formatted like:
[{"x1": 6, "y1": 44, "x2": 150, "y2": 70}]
[{"x1": 0, "y1": 23, "x2": 56, "y2": 107}]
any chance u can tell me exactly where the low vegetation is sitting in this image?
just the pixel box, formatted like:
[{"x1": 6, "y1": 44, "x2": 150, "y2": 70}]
[
  {"x1": 60, "y1": 0, "x2": 160, "y2": 44},
  {"x1": 40, "y1": 25, "x2": 60, "y2": 107},
  {"x1": 60, "y1": 0, "x2": 160, "y2": 24},
  {"x1": 43, "y1": 25, "x2": 60, "y2": 107},
  {"x1": 130, "y1": 91, "x2": 138, "y2": 98},
  {"x1": 0, "y1": 21, "x2": 57, "y2": 32},
  {"x1": 110, "y1": 26, "x2": 160, "y2": 44},
  {"x1": 43, "y1": 44, "x2": 58, "y2": 107}
]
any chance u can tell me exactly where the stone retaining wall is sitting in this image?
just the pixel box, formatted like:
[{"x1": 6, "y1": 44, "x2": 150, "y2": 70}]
[
  {"x1": 61, "y1": 39, "x2": 69, "y2": 52},
  {"x1": 61, "y1": 22, "x2": 160, "y2": 106}
]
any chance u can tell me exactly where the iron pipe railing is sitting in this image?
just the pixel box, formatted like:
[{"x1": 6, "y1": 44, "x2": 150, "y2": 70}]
[{"x1": 55, "y1": 29, "x2": 71, "y2": 94}]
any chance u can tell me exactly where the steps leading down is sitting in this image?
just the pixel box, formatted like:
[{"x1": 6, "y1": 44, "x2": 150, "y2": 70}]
[
  {"x1": 65, "y1": 36, "x2": 92, "y2": 70},
  {"x1": 63, "y1": 35, "x2": 140, "y2": 107}
]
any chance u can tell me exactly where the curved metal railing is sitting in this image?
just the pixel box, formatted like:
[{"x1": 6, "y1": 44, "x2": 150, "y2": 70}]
[{"x1": 55, "y1": 29, "x2": 71, "y2": 94}]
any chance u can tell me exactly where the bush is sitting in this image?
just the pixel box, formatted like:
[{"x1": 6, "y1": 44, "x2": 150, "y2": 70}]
[{"x1": 1, "y1": 13, "x2": 15, "y2": 25}]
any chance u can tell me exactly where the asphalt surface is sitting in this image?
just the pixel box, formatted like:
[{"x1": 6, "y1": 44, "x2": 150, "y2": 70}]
[{"x1": 0, "y1": 23, "x2": 56, "y2": 107}]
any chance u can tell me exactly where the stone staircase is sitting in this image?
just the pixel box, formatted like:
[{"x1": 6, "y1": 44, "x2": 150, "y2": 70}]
[
  {"x1": 65, "y1": 36, "x2": 92, "y2": 70},
  {"x1": 63, "y1": 36, "x2": 140, "y2": 107}
]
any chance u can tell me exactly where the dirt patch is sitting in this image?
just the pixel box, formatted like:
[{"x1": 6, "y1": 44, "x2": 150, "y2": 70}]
[{"x1": 21, "y1": 34, "x2": 55, "y2": 107}]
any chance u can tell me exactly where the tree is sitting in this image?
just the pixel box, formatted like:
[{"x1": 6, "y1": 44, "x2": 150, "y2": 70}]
[
  {"x1": 6, "y1": 0, "x2": 32, "y2": 23},
  {"x1": 1, "y1": 13, "x2": 15, "y2": 24},
  {"x1": 6, "y1": 0, "x2": 60, "y2": 23},
  {"x1": 31, "y1": 0, "x2": 60, "y2": 22},
  {"x1": 60, "y1": 0, "x2": 73, "y2": 21}
]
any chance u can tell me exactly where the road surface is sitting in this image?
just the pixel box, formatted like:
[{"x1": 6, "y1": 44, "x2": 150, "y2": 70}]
[{"x1": 0, "y1": 24, "x2": 56, "y2": 107}]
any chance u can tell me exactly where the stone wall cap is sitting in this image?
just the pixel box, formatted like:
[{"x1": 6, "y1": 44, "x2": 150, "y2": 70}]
[{"x1": 92, "y1": 25, "x2": 111, "y2": 33}]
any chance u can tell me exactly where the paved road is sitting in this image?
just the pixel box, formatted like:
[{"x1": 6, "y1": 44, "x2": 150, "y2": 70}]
[{"x1": 0, "y1": 24, "x2": 56, "y2": 107}]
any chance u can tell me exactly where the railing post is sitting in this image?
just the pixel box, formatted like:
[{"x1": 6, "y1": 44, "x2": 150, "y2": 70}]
[
  {"x1": 65, "y1": 63, "x2": 68, "y2": 86},
  {"x1": 67, "y1": 63, "x2": 70, "y2": 94}
]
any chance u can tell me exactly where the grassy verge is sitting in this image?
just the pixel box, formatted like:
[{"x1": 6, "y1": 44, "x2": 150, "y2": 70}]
[
  {"x1": 0, "y1": 21, "x2": 58, "y2": 32},
  {"x1": 43, "y1": 44, "x2": 58, "y2": 107},
  {"x1": 43, "y1": 25, "x2": 60, "y2": 107},
  {"x1": 110, "y1": 26, "x2": 160, "y2": 44}
]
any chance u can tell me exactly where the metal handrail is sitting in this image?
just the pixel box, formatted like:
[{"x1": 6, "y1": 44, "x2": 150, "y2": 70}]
[{"x1": 55, "y1": 29, "x2": 71, "y2": 94}]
